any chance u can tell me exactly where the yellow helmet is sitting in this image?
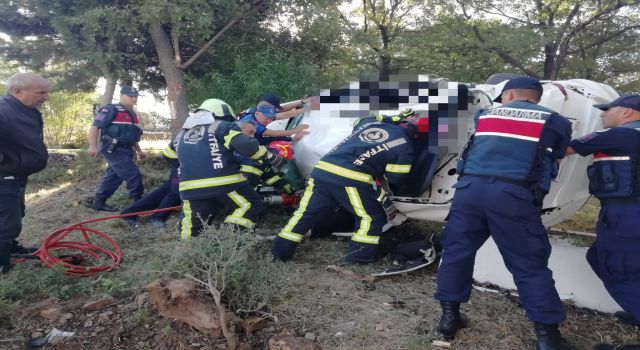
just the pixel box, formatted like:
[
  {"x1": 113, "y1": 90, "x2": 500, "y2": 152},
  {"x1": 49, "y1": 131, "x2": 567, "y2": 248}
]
[{"x1": 197, "y1": 99, "x2": 235, "y2": 118}]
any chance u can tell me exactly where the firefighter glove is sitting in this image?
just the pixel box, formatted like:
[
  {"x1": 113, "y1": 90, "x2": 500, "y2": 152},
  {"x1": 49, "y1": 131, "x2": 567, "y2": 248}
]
[{"x1": 399, "y1": 108, "x2": 415, "y2": 118}]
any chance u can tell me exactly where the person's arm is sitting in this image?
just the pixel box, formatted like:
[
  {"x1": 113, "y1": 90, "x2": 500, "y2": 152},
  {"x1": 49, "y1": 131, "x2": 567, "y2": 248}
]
[
  {"x1": 0, "y1": 113, "x2": 8, "y2": 140},
  {"x1": 279, "y1": 98, "x2": 308, "y2": 112},
  {"x1": 0, "y1": 114, "x2": 7, "y2": 163},
  {"x1": 88, "y1": 125, "x2": 101, "y2": 157},
  {"x1": 132, "y1": 143, "x2": 146, "y2": 160},
  {"x1": 384, "y1": 137, "x2": 415, "y2": 184},
  {"x1": 567, "y1": 129, "x2": 619, "y2": 157},
  {"x1": 275, "y1": 108, "x2": 306, "y2": 121},
  {"x1": 88, "y1": 105, "x2": 116, "y2": 157},
  {"x1": 226, "y1": 127, "x2": 286, "y2": 171},
  {"x1": 275, "y1": 97, "x2": 313, "y2": 120},
  {"x1": 262, "y1": 124, "x2": 309, "y2": 139}
]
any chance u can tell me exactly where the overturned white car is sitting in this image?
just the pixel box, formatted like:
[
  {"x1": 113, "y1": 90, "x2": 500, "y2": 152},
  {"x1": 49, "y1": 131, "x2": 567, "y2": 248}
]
[{"x1": 268, "y1": 74, "x2": 621, "y2": 313}]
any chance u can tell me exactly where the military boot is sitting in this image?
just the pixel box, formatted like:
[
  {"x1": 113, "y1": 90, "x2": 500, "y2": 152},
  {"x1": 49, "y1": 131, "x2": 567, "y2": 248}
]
[
  {"x1": 535, "y1": 322, "x2": 572, "y2": 350},
  {"x1": 614, "y1": 311, "x2": 640, "y2": 326},
  {"x1": 436, "y1": 301, "x2": 469, "y2": 340},
  {"x1": 90, "y1": 198, "x2": 119, "y2": 212}
]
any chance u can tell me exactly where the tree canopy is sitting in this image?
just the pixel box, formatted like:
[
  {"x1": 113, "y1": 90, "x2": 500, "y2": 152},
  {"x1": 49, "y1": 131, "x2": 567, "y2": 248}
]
[{"x1": 1, "y1": 0, "x2": 638, "y2": 130}]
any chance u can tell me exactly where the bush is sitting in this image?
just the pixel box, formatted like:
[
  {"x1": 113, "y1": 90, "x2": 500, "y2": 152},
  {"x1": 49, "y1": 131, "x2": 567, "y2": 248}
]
[
  {"x1": 168, "y1": 224, "x2": 296, "y2": 313},
  {"x1": 41, "y1": 91, "x2": 97, "y2": 148}
]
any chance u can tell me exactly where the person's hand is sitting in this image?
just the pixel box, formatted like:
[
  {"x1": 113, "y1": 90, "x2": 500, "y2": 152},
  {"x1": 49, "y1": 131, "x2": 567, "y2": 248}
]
[
  {"x1": 137, "y1": 151, "x2": 147, "y2": 161},
  {"x1": 88, "y1": 145, "x2": 99, "y2": 157},
  {"x1": 294, "y1": 124, "x2": 309, "y2": 133},
  {"x1": 281, "y1": 183, "x2": 298, "y2": 195},
  {"x1": 292, "y1": 130, "x2": 310, "y2": 142}
]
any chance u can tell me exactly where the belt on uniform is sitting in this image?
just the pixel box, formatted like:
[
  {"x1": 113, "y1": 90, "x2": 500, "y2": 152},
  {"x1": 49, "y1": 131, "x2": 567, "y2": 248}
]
[
  {"x1": 463, "y1": 175, "x2": 533, "y2": 189},
  {"x1": 600, "y1": 196, "x2": 640, "y2": 205}
]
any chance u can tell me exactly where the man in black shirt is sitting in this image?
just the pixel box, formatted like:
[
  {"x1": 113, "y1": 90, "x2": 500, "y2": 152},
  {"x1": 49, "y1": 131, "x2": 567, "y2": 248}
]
[{"x1": 0, "y1": 72, "x2": 51, "y2": 272}]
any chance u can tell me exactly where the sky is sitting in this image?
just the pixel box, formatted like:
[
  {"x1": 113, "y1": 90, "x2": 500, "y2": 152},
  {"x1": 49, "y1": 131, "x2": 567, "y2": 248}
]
[{"x1": 95, "y1": 78, "x2": 171, "y2": 117}]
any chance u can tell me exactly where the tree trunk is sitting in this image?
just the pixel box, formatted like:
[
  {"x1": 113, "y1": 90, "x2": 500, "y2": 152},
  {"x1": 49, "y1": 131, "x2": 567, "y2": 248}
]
[
  {"x1": 148, "y1": 21, "x2": 189, "y2": 132},
  {"x1": 542, "y1": 43, "x2": 558, "y2": 80},
  {"x1": 101, "y1": 74, "x2": 117, "y2": 107},
  {"x1": 379, "y1": 55, "x2": 391, "y2": 81},
  {"x1": 379, "y1": 26, "x2": 391, "y2": 80}
]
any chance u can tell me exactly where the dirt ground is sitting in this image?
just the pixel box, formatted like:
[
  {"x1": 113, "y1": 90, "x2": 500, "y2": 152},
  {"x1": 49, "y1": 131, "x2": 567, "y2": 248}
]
[{"x1": 1, "y1": 152, "x2": 638, "y2": 350}]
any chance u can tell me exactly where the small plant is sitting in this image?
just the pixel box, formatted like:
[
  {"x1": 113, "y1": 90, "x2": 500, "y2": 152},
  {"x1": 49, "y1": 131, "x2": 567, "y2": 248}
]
[
  {"x1": 127, "y1": 308, "x2": 149, "y2": 326},
  {"x1": 164, "y1": 223, "x2": 296, "y2": 348},
  {"x1": 172, "y1": 224, "x2": 295, "y2": 312}
]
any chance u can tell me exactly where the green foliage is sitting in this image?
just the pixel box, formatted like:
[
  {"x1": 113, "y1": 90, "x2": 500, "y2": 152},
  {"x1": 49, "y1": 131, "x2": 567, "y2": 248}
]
[
  {"x1": 186, "y1": 47, "x2": 332, "y2": 110},
  {"x1": 127, "y1": 308, "x2": 149, "y2": 326},
  {"x1": 0, "y1": 264, "x2": 134, "y2": 318},
  {"x1": 0, "y1": 60, "x2": 18, "y2": 95},
  {"x1": 41, "y1": 91, "x2": 97, "y2": 148},
  {"x1": 446, "y1": 0, "x2": 640, "y2": 85}
]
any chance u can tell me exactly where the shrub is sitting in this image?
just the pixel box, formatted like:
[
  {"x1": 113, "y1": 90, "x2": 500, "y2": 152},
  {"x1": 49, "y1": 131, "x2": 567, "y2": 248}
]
[
  {"x1": 41, "y1": 91, "x2": 97, "y2": 148},
  {"x1": 168, "y1": 224, "x2": 296, "y2": 313}
]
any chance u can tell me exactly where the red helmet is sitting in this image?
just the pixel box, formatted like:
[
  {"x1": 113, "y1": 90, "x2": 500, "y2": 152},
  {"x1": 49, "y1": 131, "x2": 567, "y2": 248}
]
[
  {"x1": 399, "y1": 117, "x2": 429, "y2": 134},
  {"x1": 268, "y1": 141, "x2": 294, "y2": 160}
]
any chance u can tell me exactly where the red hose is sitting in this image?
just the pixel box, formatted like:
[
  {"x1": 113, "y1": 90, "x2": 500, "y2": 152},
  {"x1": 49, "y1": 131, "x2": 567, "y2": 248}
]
[{"x1": 34, "y1": 206, "x2": 182, "y2": 276}]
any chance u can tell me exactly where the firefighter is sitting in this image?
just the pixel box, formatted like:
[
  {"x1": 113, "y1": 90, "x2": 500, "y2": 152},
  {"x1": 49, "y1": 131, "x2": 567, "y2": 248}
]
[
  {"x1": 567, "y1": 94, "x2": 640, "y2": 350},
  {"x1": 174, "y1": 99, "x2": 285, "y2": 239},
  {"x1": 434, "y1": 77, "x2": 573, "y2": 350},
  {"x1": 271, "y1": 113, "x2": 421, "y2": 264},
  {"x1": 88, "y1": 86, "x2": 146, "y2": 211}
]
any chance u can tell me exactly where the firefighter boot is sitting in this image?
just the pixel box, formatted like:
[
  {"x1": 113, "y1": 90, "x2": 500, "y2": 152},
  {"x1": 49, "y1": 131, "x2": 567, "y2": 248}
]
[
  {"x1": 436, "y1": 301, "x2": 469, "y2": 340},
  {"x1": 535, "y1": 322, "x2": 572, "y2": 350},
  {"x1": 271, "y1": 236, "x2": 298, "y2": 261}
]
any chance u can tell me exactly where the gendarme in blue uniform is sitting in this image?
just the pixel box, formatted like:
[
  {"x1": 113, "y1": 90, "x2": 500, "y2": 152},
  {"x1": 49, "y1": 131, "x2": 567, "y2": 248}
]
[
  {"x1": 435, "y1": 99, "x2": 572, "y2": 325},
  {"x1": 92, "y1": 103, "x2": 144, "y2": 202},
  {"x1": 271, "y1": 118, "x2": 415, "y2": 264},
  {"x1": 569, "y1": 120, "x2": 640, "y2": 326}
]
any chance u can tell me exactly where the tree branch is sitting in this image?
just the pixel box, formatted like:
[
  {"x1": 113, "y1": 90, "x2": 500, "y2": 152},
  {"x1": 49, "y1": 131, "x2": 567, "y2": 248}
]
[
  {"x1": 567, "y1": 24, "x2": 640, "y2": 54},
  {"x1": 476, "y1": 4, "x2": 534, "y2": 26},
  {"x1": 553, "y1": 4, "x2": 580, "y2": 48},
  {"x1": 458, "y1": 0, "x2": 539, "y2": 77},
  {"x1": 180, "y1": 5, "x2": 259, "y2": 70},
  {"x1": 565, "y1": 0, "x2": 640, "y2": 40},
  {"x1": 335, "y1": 4, "x2": 381, "y2": 53},
  {"x1": 171, "y1": 25, "x2": 181, "y2": 66}
]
